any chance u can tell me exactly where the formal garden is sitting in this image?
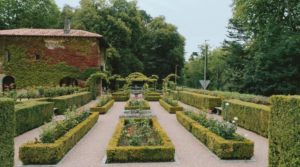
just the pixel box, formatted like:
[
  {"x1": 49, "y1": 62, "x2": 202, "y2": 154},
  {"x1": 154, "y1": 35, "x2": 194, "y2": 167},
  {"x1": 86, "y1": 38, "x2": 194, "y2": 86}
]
[
  {"x1": 0, "y1": 0, "x2": 299, "y2": 167},
  {"x1": 0, "y1": 72, "x2": 298, "y2": 167}
]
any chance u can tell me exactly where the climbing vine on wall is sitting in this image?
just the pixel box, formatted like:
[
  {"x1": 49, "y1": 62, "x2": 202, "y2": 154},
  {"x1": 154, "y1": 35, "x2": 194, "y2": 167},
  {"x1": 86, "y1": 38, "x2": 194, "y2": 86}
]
[{"x1": 3, "y1": 46, "x2": 81, "y2": 88}]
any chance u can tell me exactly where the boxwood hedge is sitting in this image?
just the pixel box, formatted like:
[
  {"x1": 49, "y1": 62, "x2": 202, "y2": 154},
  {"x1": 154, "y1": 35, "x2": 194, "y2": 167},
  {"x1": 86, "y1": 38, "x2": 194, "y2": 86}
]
[
  {"x1": 176, "y1": 112, "x2": 254, "y2": 159},
  {"x1": 125, "y1": 100, "x2": 150, "y2": 110},
  {"x1": 112, "y1": 91, "x2": 129, "y2": 102},
  {"x1": 106, "y1": 118, "x2": 175, "y2": 163},
  {"x1": 90, "y1": 99, "x2": 114, "y2": 114},
  {"x1": 159, "y1": 99, "x2": 183, "y2": 114},
  {"x1": 19, "y1": 112, "x2": 99, "y2": 164},
  {"x1": 15, "y1": 101, "x2": 54, "y2": 136},
  {"x1": 269, "y1": 96, "x2": 300, "y2": 167},
  {"x1": 222, "y1": 99, "x2": 270, "y2": 137},
  {"x1": 178, "y1": 91, "x2": 221, "y2": 111},
  {"x1": 0, "y1": 98, "x2": 15, "y2": 167},
  {"x1": 48, "y1": 92, "x2": 92, "y2": 114}
]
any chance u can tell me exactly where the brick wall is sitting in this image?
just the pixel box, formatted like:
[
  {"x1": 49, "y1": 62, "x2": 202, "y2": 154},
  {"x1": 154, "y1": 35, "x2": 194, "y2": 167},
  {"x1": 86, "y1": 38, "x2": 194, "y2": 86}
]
[{"x1": 0, "y1": 36, "x2": 102, "y2": 71}]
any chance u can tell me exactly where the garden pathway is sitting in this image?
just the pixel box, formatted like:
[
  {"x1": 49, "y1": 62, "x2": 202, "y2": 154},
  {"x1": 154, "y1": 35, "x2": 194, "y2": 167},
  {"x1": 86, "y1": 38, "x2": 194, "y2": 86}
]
[{"x1": 16, "y1": 101, "x2": 268, "y2": 167}]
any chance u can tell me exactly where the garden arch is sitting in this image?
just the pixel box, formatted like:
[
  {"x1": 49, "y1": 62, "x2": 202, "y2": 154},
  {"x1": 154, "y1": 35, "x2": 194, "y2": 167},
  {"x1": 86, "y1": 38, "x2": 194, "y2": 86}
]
[
  {"x1": 59, "y1": 77, "x2": 78, "y2": 87},
  {"x1": 2, "y1": 75, "x2": 16, "y2": 91}
]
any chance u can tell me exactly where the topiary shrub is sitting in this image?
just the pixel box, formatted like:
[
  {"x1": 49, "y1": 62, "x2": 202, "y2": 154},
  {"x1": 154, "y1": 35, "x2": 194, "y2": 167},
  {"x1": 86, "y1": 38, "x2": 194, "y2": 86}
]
[
  {"x1": 269, "y1": 96, "x2": 300, "y2": 167},
  {"x1": 0, "y1": 98, "x2": 15, "y2": 167}
]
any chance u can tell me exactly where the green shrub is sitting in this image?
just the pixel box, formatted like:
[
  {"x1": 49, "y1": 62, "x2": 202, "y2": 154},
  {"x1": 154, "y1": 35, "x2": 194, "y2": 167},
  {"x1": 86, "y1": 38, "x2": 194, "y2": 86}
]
[
  {"x1": 222, "y1": 99, "x2": 270, "y2": 137},
  {"x1": 178, "y1": 91, "x2": 221, "y2": 111},
  {"x1": 41, "y1": 86, "x2": 80, "y2": 98},
  {"x1": 144, "y1": 91, "x2": 161, "y2": 101},
  {"x1": 125, "y1": 99, "x2": 150, "y2": 110},
  {"x1": 48, "y1": 92, "x2": 92, "y2": 114},
  {"x1": 40, "y1": 109, "x2": 90, "y2": 143},
  {"x1": 0, "y1": 98, "x2": 15, "y2": 167},
  {"x1": 176, "y1": 112, "x2": 254, "y2": 159},
  {"x1": 19, "y1": 112, "x2": 99, "y2": 165},
  {"x1": 15, "y1": 101, "x2": 54, "y2": 136},
  {"x1": 269, "y1": 96, "x2": 300, "y2": 167},
  {"x1": 90, "y1": 99, "x2": 114, "y2": 114},
  {"x1": 97, "y1": 95, "x2": 112, "y2": 107},
  {"x1": 162, "y1": 96, "x2": 178, "y2": 106},
  {"x1": 144, "y1": 95, "x2": 161, "y2": 101},
  {"x1": 112, "y1": 91, "x2": 129, "y2": 101},
  {"x1": 159, "y1": 99, "x2": 183, "y2": 114},
  {"x1": 180, "y1": 87, "x2": 270, "y2": 105},
  {"x1": 106, "y1": 118, "x2": 175, "y2": 163}
]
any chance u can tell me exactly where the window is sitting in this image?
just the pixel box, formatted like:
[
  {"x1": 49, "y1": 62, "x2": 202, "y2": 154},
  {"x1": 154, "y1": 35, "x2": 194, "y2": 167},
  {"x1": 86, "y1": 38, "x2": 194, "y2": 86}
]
[
  {"x1": 100, "y1": 65, "x2": 104, "y2": 71},
  {"x1": 35, "y1": 53, "x2": 41, "y2": 60},
  {"x1": 4, "y1": 50, "x2": 10, "y2": 62}
]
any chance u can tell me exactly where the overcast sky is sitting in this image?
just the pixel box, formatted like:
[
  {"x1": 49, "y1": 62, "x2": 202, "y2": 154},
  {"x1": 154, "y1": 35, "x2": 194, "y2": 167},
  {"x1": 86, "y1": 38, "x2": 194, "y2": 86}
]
[{"x1": 56, "y1": 0, "x2": 233, "y2": 58}]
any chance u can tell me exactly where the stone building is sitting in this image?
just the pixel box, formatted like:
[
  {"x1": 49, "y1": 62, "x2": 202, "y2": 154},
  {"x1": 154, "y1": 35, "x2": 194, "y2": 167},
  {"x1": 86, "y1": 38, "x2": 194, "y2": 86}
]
[{"x1": 0, "y1": 24, "x2": 108, "y2": 91}]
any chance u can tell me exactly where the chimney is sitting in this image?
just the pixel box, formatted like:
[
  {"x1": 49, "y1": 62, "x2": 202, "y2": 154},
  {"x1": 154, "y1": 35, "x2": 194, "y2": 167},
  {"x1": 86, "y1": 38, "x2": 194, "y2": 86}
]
[{"x1": 64, "y1": 19, "x2": 71, "y2": 34}]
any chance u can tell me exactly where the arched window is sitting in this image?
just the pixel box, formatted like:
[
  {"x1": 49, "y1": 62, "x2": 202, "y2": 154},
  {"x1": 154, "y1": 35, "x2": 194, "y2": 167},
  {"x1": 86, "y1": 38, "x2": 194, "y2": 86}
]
[
  {"x1": 2, "y1": 76, "x2": 15, "y2": 91},
  {"x1": 59, "y1": 77, "x2": 78, "y2": 87}
]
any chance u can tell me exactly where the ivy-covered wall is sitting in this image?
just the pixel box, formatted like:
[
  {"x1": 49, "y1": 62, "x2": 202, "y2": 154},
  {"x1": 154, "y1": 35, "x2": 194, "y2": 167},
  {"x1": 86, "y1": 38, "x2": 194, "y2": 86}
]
[{"x1": 0, "y1": 36, "x2": 104, "y2": 88}]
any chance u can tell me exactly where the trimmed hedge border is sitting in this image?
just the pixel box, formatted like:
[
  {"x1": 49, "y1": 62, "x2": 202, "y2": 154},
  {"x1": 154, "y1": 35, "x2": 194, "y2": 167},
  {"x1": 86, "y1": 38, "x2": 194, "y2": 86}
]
[
  {"x1": 222, "y1": 99, "x2": 270, "y2": 137},
  {"x1": 145, "y1": 95, "x2": 161, "y2": 101},
  {"x1": 0, "y1": 98, "x2": 15, "y2": 167},
  {"x1": 159, "y1": 99, "x2": 183, "y2": 114},
  {"x1": 19, "y1": 112, "x2": 99, "y2": 165},
  {"x1": 176, "y1": 112, "x2": 254, "y2": 159},
  {"x1": 15, "y1": 101, "x2": 54, "y2": 136},
  {"x1": 269, "y1": 96, "x2": 300, "y2": 167},
  {"x1": 91, "y1": 99, "x2": 115, "y2": 114},
  {"x1": 112, "y1": 91, "x2": 129, "y2": 102},
  {"x1": 178, "y1": 91, "x2": 221, "y2": 111},
  {"x1": 106, "y1": 118, "x2": 175, "y2": 163},
  {"x1": 125, "y1": 100, "x2": 150, "y2": 110},
  {"x1": 48, "y1": 92, "x2": 92, "y2": 114}
]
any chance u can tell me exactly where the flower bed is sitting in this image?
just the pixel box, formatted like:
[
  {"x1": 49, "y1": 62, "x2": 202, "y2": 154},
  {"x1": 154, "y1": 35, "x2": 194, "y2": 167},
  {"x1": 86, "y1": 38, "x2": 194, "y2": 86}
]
[
  {"x1": 222, "y1": 99, "x2": 270, "y2": 137},
  {"x1": 106, "y1": 118, "x2": 175, "y2": 163},
  {"x1": 15, "y1": 100, "x2": 54, "y2": 135},
  {"x1": 19, "y1": 112, "x2": 99, "y2": 164},
  {"x1": 112, "y1": 91, "x2": 129, "y2": 101},
  {"x1": 90, "y1": 96, "x2": 114, "y2": 114},
  {"x1": 159, "y1": 97, "x2": 183, "y2": 114},
  {"x1": 125, "y1": 99, "x2": 150, "y2": 110},
  {"x1": 176, "y1": 112, "x2": 254, "y2": 159},
  {"x1": 47, "y1": 92, "x2": 92, "y2": 114}
]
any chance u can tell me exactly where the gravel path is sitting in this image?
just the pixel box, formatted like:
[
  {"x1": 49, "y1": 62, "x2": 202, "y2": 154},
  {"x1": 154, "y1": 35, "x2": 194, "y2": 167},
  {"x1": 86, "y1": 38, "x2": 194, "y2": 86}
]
[{"x1": 16, "y1": 101, "x2": 268, "y2": 167}]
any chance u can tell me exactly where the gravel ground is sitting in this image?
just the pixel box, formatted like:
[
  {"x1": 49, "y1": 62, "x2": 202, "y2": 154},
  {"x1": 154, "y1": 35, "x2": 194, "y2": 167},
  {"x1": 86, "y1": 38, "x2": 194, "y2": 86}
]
[{"x1": 15, "y1": 101, "x2": 268, "y2": 167}]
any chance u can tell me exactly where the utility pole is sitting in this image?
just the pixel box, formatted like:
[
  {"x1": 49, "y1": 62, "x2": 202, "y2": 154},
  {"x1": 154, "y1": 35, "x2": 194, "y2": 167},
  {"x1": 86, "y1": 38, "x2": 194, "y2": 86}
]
[
  {"x1": 175, "y1": 65, "x2": 178, "y2": 89},
  {"x1": 199, "y1": 40, "x2": 210, "y2": 90},
  {"x1": 204, "y1": 40, "x2": 208, "y2": 82}
]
